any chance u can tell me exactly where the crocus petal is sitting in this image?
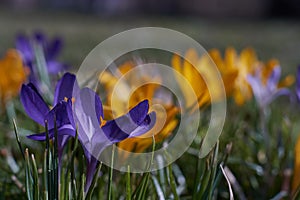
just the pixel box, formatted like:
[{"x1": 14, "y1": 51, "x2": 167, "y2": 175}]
[
  {"x1": 272, "y1": 88, "x2": 290, "y2": 101},
  {"x1": 128, "y1": 100, "x2": 149, "y2": 125},
  {"x1": 54, "y1": 73, "x2": 79, "y2": 105},
  {"x1": 247, "y1": 75, "x2": 262, "y2": 103},
  {"x1": 84, "y1": 152, "x2": 99, "y2": 192},
  {"x1": 56, "y1": 127, "x2": 76, "y2": 155},
  {"x1": 46, "y1": 61, "x2": 67, "y2": 74},
  {"x1": 45, "y1": 101, "x2": 72, "y2": 129},
  {"x1": 267, "y1": 66, "x2": 281, "y2": 90},
  {"x1": 27, "y1": 124, "x2": 75, "y2": 141},
  {"x1": 15, "y1": 34, "x2": 33, "y2": 63},
  {"x1": 27, "y1": 132, "x2": 48, "y2": 141},
  {"x1": 72, "y1": 87, "x2": 108, "y2": 158},
  {"x1": 20, "y1": 83, "x2": 49, "y2": 125},
  {"x1": 47, "y1": 37, "x2": 63, "y2": 60},
  {"x1": 100, "y1": 101, "x2": 154, "y2": 143},
  {"x1": 128, "y1": 111, "x2": 156, "y2": 138},
  {"x1": 75, "y1": 87, "x2": 104, "y2": 126}
]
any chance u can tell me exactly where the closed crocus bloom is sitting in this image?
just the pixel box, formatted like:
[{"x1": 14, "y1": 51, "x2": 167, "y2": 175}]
[
  {"x1": 99, "y1": 61, "x2": 179, "y2": 154},
  {"x1": 247, "y1": 66, "x2": 290, "y2": 108},
  {"x1": 0, "y1": 49, "x2": 28, "y2": 106},
  {"x1": 16, "y1": 31, "x2": 67, "y2": 88}
]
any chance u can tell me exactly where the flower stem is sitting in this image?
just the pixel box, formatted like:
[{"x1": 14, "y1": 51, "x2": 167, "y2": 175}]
[{"x1": 107, "y1": 145, "x2": 115, "y2": 200}]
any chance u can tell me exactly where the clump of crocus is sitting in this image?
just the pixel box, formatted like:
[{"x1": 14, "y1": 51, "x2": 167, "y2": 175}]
[
  {"x1": 247, "y1": 66, "x2": 290, "y2": 109},
  {"x1": 16, "y1": 31, "x2": 67, "y2": 87},
  {"x1": 207, "y1": 47, "x2": 294, "y2": 106},
  {"x1": 0, "y1": 49, "x2": 28, "y2": 107},
  {"x1": 21, "y1": 72, "x2": 156, "y2": 192}
]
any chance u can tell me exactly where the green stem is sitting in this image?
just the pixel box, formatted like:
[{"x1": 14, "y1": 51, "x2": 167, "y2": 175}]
[{"x1": 107, "y1": 145, "x2": 115, "y2": 200}]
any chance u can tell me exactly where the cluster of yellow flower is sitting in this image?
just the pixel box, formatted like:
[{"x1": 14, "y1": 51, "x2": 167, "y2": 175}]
[
  {"x1": 100, "y1": 47, "x2": 294, "y2": 153},
  {"x1": 173, "y1": 47, "x2": 294, "y2": 107}
]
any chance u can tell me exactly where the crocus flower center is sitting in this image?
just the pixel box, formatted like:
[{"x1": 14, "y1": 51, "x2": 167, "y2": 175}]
[
  {"x1": 64, "y1": 97, "x2": 75, "y2": 103},
  {"x1": 100, "y1": 116, "x2": 106, "y2": 127}
]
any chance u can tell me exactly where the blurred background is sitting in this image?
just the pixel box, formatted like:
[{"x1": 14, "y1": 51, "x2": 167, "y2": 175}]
[{"x1": 0, "y1": 0, "x2": 300, "y2": 73}]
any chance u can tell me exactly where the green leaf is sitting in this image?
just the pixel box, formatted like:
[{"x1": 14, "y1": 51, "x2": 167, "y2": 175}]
[
  {"x1": 167, "y1": 164, "x2": 179, "y2": 200},
  {"x1": 126, "y1": 165, "x2": 131, "y2": 200},
  {"x1": 31, "y1": 154, "x2": 40, "y2": 200},
  {"x1": 12, "y1": 119, "x2": 25, "y2": 160},
  {"x1": 25, "y1": 149, "x2": 34, "y2": 200},
  {"x1": 107, "y1": 145, "x2": 115, "y2": 200}
]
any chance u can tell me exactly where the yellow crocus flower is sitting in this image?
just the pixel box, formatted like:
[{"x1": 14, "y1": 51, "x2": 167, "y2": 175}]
[
  {"x1": 0, "y1": 49, "x2": 28, "y2": 107},
  {"x1": 172, "y1": 48, "x2": 237, "y2": 110},
  {"x1": 99, "y1": 61, "x2": 179, "y2": 153}
]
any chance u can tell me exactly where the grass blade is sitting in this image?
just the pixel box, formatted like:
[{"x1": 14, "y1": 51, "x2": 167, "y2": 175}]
[
  {"x1": 25, "y1": 149, "x2": 33, "y2": 200},
  {"x1": 12, "y1": 119, "x2": 25, "y2": 160},
  {"x1": 126, "y1": 165, "x2": 131, "y2": 200},
  {"x1": 168, "y1": 164, "x2": 179, "y2": 200},
  {"x1": 31, "y1": 154, "x2": 40, "y2": 200},
  {"x1": 107, "y1": 145, "x2": 115, "y2": 200},
  {"x1": 220, "y1": 165, "x2": 234, "y2": 200}
]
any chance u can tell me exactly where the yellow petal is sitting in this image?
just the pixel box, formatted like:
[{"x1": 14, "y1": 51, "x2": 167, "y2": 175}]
[{"x1": 293, "y1": 134, "x2": 300, "y2": 193}]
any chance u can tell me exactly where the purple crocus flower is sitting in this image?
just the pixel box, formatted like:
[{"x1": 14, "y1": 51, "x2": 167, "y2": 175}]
[
  {"x1": 21, "y1": 72, "x2": 156, "y2": 192},
  {"x1": 16, "y1": 31, "x2": 67, "y2": 85},
  {"x1": 70, "y1": 88, "x2": 156, "y2": 192},
  {"x1": 20, "y1": 73, "x2": 78, "y2": 160},
  {"x1": 247, "y1": 66, "x2": 290, "y2": 108}
]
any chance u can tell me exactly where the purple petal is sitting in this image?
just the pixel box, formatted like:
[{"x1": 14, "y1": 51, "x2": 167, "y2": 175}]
[
  {"x1": 67, "y1": 99, "x2": 76, "y2": 128},
  {"x1": 27, "y1": 125, "x2": 74, "y2": 168},
  {"x1": 27, "y1": 132, "x2": 48, "y2": 141},
  {"x1": 54, "y1": 73, "x2": 79, "y2": 105},
  {"x1": 47, "y1": 37, "x2": 63, "y2": 60},
  {"x1": 273, "y1": 88, "x2": 290, "y2": 99},
  {"x1": 128, "y1": 112, "x2": 156, "y2": 138},
  {"x1": 73, "y1": 88, "x2": 106, "y2": 152},
  {"x1": 77, "y1": 87, "x2": 103, "y2": 124},
  {"x1": 129, "y1": 100, "x2": 149, "y2": 125},
  {"x1": 20, "y1": 84, "x2": 49, "y2": 125},
  {"x1": 46, "y1": 61, "x2": 66, "y2": 74},
  {"x1": 247, "y1": 75, "x2": 262, "y2": 101},
  {"x1": 100, "y1": 101, "x2": 154, "y2": 143},
  {"x1": 45, "y1": 101, "x2": 73, "y2": 129},
  {"x1": 15, "y1": 34, "x2": 34, "y2": 63},
  {"x1": 27, "y1": 124, "x2": 75, "y2": 141},
  {"x1": 267, "y1": 66, "x2": 281, "y2": 90},
  {"x1": 84, "y1": 152, "x2": 99, "y2": 192}
]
